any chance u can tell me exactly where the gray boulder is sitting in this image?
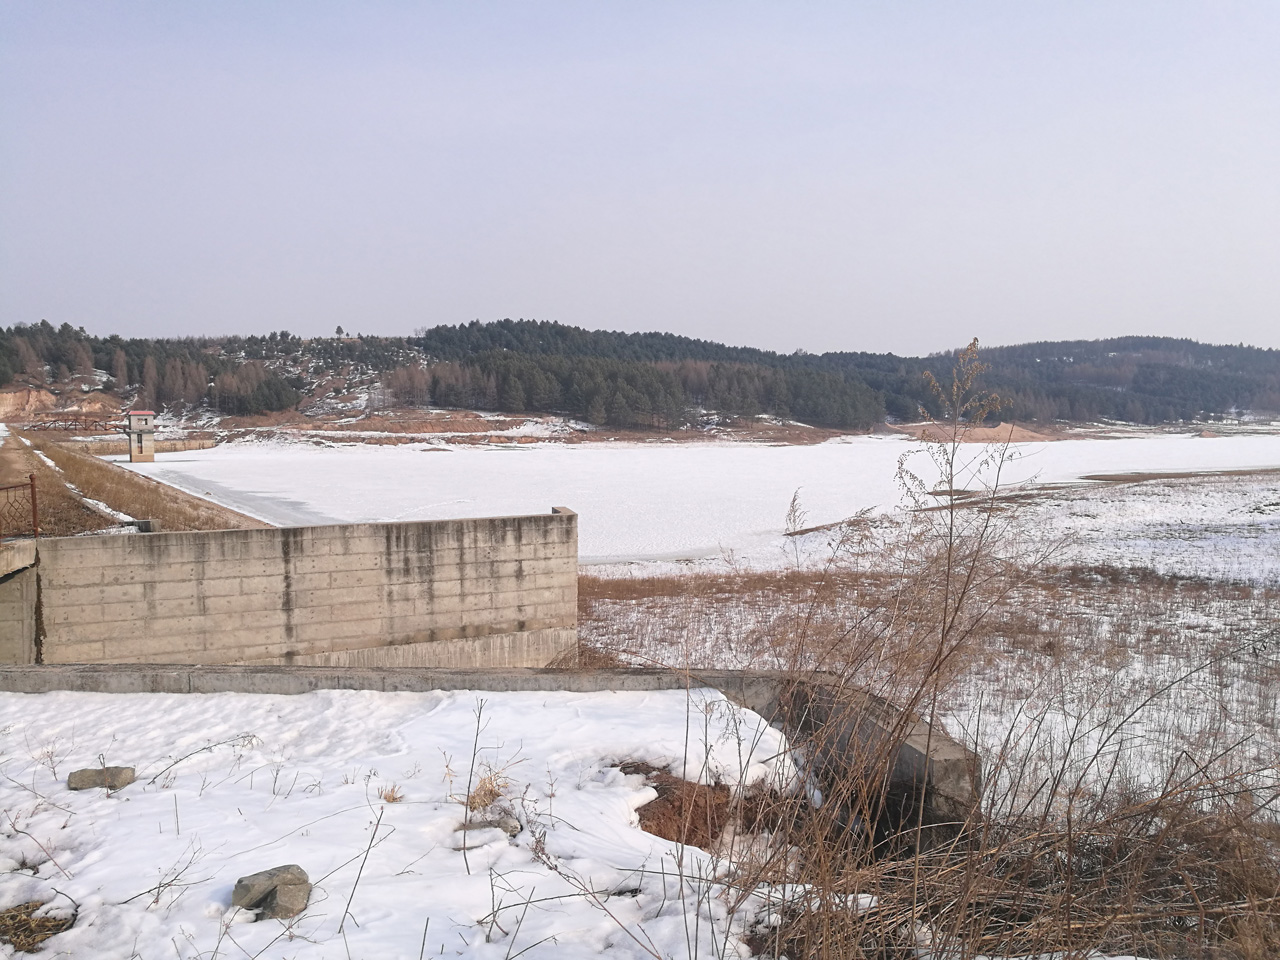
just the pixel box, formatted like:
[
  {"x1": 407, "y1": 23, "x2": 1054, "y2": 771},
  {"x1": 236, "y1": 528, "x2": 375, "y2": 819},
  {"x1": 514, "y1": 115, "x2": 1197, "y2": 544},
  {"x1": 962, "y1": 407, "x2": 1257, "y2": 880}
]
[
  {"x1": 258, "y1": 879, "x2": 312, "y2": 920},
  {"x1": 67, "y1": 766, "x2": 135, "y2": 791},
  {"x1": 232, "y1": 864, "x2": 311, "y2": 920}
]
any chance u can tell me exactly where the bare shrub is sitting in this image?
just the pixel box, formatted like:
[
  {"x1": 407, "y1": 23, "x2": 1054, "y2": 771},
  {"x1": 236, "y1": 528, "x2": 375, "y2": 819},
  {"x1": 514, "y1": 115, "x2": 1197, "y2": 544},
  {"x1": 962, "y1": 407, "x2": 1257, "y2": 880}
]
[
  {"x1": 466, "y1": 769, "x2": 509, "y2": 812},
  {"x1": 581, "y1": 341, "x2": 1280, "y2": 958},
  {"x1": 377, "y1": 783, "x2": 405, "y2": 803}
]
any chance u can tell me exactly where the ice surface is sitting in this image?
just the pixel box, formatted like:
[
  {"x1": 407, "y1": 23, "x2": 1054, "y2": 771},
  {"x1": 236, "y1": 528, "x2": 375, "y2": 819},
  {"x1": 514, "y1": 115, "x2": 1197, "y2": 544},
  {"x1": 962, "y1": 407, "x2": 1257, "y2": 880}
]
[{"x1": 115, "y1": 433, "x2": 1280, "y2": 571}]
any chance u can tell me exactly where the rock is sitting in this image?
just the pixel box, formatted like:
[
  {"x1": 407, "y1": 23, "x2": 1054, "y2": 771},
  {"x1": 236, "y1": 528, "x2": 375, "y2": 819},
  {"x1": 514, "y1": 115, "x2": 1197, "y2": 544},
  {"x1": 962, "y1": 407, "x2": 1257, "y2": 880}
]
[
  {"x1": 231, "y1": 865, "x2": 311, "y2": 920},
  {"x1": 458, "y1": 815, "x2": 521, "y2": 837},
  {"x1": 258, "y1": 880, "x2": 312, "y2": 920},
  {"x1": 67, "y1": 766, "x2": 135, "y2": 791},
  {"x1": 495, "y1": 815, "x2": 522, "y2": 837}
]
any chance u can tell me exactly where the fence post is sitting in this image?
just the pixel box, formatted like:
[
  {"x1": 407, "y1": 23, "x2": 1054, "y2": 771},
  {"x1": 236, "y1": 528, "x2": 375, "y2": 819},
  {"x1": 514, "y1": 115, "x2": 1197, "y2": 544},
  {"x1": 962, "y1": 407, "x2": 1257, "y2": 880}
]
[{"x1": 28, "y1": 473, "x2": 38, "y2": 538}]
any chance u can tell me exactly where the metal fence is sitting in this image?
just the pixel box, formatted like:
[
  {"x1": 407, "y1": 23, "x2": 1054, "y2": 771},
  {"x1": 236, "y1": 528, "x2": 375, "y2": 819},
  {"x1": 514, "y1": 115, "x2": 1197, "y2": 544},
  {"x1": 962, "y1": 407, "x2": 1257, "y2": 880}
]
[
  {"x1": 0, "y1": 474, "x2": 39, "y2": 538},
  {"x1": 24, "y1": 417, "x2": 116, "y2": 432}
]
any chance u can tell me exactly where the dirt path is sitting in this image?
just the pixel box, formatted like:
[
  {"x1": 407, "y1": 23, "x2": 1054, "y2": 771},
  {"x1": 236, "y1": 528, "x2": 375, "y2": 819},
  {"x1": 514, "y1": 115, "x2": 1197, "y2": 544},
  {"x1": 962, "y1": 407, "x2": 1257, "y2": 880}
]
[{"x1": 0, "y1": 435, "x2": 33, "y2": 487}]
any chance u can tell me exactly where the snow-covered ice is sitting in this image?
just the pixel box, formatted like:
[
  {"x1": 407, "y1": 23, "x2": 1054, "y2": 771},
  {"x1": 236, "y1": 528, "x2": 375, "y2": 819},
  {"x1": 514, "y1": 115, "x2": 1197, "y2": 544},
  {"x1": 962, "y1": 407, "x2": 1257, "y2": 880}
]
[
  {"x1": 115, "y1": 433, "x2": 1280, "y2": 575},
  {"x1": 0, "y1": 688, "x2": 791, "y2": 959}
]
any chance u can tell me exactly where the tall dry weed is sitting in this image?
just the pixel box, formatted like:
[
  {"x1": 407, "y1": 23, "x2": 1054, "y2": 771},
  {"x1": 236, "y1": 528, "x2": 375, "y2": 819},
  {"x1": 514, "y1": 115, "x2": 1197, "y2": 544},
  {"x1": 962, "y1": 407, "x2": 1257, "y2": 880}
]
[{"x1": 584, "y1": 342, "x2": 1280, "y2": 958}]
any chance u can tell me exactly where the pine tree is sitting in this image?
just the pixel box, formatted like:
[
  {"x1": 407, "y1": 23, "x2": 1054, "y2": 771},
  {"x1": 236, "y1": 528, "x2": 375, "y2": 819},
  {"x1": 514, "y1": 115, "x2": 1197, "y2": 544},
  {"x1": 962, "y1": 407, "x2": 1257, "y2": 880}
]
[{"x1": 112, "y1": 349, "x2": 129, "y2": 389}]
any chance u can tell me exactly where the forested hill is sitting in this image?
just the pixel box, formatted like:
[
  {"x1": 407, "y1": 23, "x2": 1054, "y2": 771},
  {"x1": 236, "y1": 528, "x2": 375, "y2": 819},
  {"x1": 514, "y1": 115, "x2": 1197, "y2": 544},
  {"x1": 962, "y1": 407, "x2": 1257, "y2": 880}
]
[
  {"x1": 1, "y1": 318, "x2": 1278, "y2": 428},
  {"x1": 410, "y1": 319, "x2": 781, "y2": 366},
  {"x1": 818, "y1": 337, "x2": 1280, "y2": 423},
  {"x1": 410, "y1": 321, "x2": 1280, "y2": 425}
]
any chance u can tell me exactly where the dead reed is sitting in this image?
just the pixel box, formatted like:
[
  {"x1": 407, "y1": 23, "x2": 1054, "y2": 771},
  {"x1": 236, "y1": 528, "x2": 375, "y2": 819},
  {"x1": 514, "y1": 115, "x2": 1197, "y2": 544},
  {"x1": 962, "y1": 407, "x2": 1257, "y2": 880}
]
[
  {"x1": 590, "y1": 342, "x2": 1280, "y2": 958},
  {"x1": 0, "y1": 901, "x2": 75, "y2": 953}
]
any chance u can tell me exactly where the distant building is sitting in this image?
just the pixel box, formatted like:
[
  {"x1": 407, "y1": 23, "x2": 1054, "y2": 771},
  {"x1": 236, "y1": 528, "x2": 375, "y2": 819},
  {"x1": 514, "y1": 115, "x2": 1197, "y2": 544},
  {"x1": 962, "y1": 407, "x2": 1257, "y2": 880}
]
[{"x1": 126, "y1": 410, "x2": 155, "y2": 463}]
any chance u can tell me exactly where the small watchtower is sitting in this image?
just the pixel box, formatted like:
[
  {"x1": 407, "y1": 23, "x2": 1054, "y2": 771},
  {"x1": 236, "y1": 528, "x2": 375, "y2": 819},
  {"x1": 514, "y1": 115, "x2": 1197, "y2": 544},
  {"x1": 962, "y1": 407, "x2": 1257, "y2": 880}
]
[{"x1": 126, "y1": 410, "x2": 156, "y2": 463}]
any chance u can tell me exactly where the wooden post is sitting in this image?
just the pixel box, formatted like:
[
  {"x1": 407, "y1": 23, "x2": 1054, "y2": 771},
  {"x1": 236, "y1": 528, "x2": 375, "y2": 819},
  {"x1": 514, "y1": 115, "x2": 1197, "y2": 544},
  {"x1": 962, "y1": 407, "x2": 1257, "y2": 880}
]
[{"x1": 28, "y1": 473, "x2": 38, "y2": 538}]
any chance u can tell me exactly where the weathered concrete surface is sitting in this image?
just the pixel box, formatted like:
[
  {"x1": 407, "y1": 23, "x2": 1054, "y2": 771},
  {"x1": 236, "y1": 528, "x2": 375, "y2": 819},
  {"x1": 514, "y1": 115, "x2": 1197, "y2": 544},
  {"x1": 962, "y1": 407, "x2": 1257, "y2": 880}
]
[
  {"x1": 267, "y1": 626, "x2": 576, "y2": 669},
  {"x1": 2, "y1": 510, "x2": 577, "y2": 669},
  {"x1": 0, "y1": 665, "x2": 979, "y2": 835},
  {"x1": 0, "y1": 566, "x2": 37, "y2": 665},
  {"x1": 0, "y1": 539, "x2": 35, "y2": 579},
  {"x1": 782, "y1": 681, "x2": 980, "y2": 843}
]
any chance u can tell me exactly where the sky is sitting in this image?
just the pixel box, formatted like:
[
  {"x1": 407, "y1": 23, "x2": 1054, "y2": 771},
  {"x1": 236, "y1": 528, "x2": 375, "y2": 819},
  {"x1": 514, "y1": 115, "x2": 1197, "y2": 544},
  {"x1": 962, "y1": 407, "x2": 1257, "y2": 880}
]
[{"x1": 2, "y1": 2, "x2": 1278, "y2": 356}]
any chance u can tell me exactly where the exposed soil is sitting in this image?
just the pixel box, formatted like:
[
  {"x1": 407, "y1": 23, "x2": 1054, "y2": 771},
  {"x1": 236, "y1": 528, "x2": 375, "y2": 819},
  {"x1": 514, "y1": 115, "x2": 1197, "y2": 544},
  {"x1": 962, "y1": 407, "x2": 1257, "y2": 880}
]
[
  {"x1": 0, "y1": 435, "x2": 32, "y2": 488},
  {"x1": 890, "y1": 421, "x2": 1060, "y2": 443},
  {"x1": 620, "y1": 761, "x2": 735, "y2": 849},
  {"x1": 0, "y1": 388, "x2": 59, "y2": 420},
  {"x1": 1078, "y1": 466, "x2": 1280, "y2": 484},
  {"x1": 619, "y1": 761, "x2": 791, "y2": 851}
]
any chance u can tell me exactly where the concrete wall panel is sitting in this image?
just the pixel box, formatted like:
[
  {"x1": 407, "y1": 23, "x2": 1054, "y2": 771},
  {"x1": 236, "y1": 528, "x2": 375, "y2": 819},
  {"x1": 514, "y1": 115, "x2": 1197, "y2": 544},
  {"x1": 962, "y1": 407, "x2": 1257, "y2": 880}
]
[{"x1": 4, "y1": 510, "x2": 577, "y2": 668}]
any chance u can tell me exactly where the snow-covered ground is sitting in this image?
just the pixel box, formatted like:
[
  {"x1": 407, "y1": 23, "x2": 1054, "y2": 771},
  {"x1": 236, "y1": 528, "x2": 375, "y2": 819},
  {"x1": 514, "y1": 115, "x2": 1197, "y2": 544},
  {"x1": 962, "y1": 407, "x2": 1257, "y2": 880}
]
[
  {"x1": 1022, "y1": 470, "x2": 1280, "y2": 583},
  {"x1": 115, "y1": 433, "x2": 1280, "y2": 578},
  {"x1": 0, "y1": 688, "x2": 791, "y2": 959}
]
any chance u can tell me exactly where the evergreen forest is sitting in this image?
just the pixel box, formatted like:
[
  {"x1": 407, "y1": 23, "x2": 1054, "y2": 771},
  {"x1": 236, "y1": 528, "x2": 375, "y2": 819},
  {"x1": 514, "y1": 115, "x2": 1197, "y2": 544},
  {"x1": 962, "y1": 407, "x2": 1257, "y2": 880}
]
[{"x1": 2, "y1": 318, "x2": 1278, "y2": 428}]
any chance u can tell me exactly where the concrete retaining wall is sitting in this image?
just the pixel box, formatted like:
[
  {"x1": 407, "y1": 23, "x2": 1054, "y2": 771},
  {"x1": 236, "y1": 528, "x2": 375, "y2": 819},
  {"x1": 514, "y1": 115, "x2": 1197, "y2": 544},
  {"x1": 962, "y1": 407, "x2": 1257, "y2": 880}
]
[
  {"x1": 0, "y1": 539, "x2": 35, "y2": 579},
  {"x1": 70, "y1": 438, "x2": 216, "y2": 456},
  {"x1": 0, "y1": 566, "x2": 37, "y2": 665},
  {"x1": 0, "y1": 509, "x2": 577, "y2": 668}
]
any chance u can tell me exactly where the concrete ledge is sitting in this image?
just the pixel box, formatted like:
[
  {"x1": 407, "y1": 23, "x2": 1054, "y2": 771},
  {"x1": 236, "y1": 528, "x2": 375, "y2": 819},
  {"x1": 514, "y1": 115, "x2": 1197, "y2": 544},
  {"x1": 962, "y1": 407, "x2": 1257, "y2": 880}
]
[
  {"x1": 0, "y1": 664, "x2": 979, "y2": 841},
  {"x1": 0, "y1": 540, "x2": 36, "y2": 579},
  {"x1": 0, "y1": 663, "x2": 775, "y2": 696},
  {"x1": 245, "y1": 628, "x2": 576, "y2": 669}
]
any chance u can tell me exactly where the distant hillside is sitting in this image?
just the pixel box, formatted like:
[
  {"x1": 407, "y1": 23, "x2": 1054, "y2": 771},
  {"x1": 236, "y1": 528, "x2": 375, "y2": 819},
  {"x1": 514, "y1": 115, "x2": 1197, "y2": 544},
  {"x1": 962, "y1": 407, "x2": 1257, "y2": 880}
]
[
  {"x1": 411, "y1": 321, "x2": 1280, "y2": 424},
  {"x1": 1, "y1": 319, "x2": 1277, "y2": 428},
  {"x1": 818, "y1": 337, "x2": 1280, "y2": 423}
]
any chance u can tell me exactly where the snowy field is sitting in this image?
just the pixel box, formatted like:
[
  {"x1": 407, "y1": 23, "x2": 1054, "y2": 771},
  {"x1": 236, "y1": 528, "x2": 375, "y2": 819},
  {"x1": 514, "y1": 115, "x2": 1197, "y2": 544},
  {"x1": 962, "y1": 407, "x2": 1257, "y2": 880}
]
[
  {"x1": 0, "y1": 688, "x2": 790, "y2": 959},
  {"x1": 116, "y1": 433, "x2": 1280, "y2": 579},
  {"x1": 1022, "y1": 469, "x2": 1280, "y2": 583}
]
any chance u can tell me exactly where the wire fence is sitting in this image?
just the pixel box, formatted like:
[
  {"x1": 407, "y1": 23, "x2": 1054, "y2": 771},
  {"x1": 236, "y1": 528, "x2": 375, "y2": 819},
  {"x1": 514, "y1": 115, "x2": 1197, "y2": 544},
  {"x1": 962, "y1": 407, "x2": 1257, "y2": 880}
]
[{"x1": 0, "y1": 474, "x2": 39, "y2": 538}]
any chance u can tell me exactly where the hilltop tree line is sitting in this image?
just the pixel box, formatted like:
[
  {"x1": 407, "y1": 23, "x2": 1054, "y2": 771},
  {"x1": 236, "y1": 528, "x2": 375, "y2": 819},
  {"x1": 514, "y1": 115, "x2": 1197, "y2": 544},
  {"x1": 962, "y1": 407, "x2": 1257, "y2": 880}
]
[
  {"x1": 412, "y1": 321, "x2": 1280, "y2": 424},
  {"x1": 3, "y1": 319, "x2": 1278, "y2": 426},
  {"x1": 0, "y1": 321, "x2": 302, "y2": 415},
  {"x1": 385, "y1": 352, "x2": 881, "y2": 428}
]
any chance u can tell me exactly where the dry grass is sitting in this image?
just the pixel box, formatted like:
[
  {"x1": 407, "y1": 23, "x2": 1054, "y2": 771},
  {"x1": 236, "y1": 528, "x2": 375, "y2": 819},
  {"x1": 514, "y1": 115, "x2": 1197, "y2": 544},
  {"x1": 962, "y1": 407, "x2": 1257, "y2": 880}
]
[
  {"x1": 16, "y1": 432, "x2": 269, "y2": 532},
  {"x1": 0, "y1": 901, "x2": 75, "y2": 953},
  {"x1": 731, "y1": 713, "x2": 1280, "y2": 960},
  {"x1": 1, "y1": 435, "x2": 115, "y2": 537},
  {"x1": 466, "y1": 770, "x2": 509, "y2": 811},
  {"x1": 377, "y1": 783, "x2": 405, "y2": 803},
  {"x1": 578, "y1": 347, "x2": 1280, "y2": 958},
  {"x1": 648, "y1": 554, "x2": 1280, "y2": 957}
]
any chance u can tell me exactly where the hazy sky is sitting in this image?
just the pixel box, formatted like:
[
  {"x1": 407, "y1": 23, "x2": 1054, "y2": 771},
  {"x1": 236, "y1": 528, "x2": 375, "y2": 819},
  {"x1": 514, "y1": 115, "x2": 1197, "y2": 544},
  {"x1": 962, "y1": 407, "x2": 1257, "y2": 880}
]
[{"x1": 3, "y1": 3, "x2": 1278, "y2": 355}]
